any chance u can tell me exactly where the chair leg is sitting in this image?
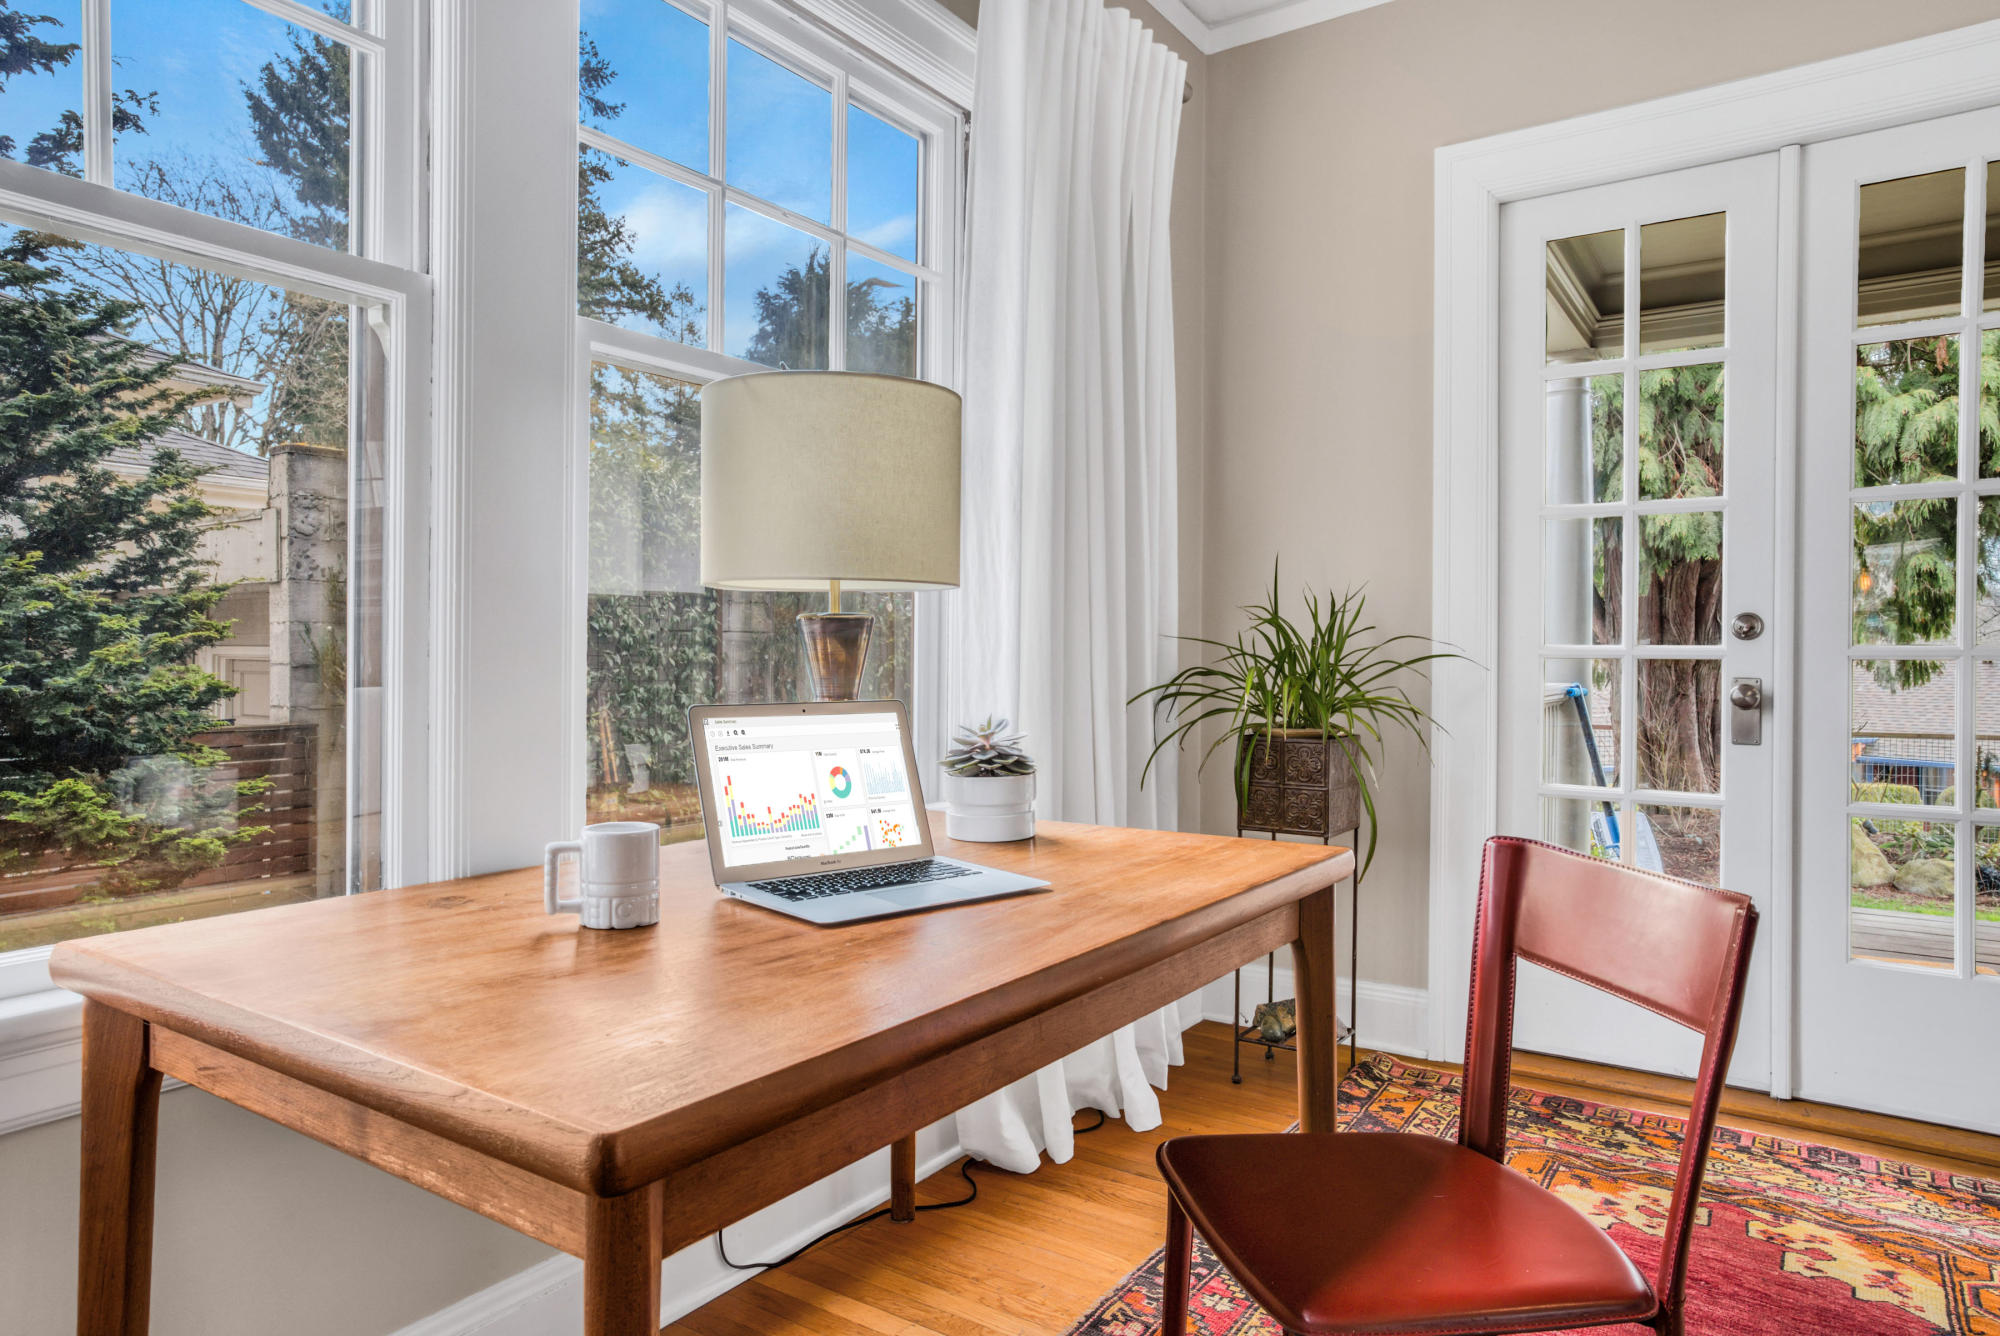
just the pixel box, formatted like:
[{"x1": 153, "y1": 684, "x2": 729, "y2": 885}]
[{"x1": 1162, "y1": 1192, "x2": 1193, "y2": 1336}]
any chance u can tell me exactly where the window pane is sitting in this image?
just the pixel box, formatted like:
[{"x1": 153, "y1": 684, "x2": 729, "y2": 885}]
[
  {"x1": 1638, "y1": 212, "x2": 1723, "y2": 356},
  {"x1": 845, "y1": 251, "x2": 916, "y2": 377},
  {"x1": 1543, "y1": 516, "x2": 1620, "y2": 645},
  {"x1": 1542, "y1": 796, "x2": 1620, "y2": 861},
  {"x1": 1641, "y1": 805, "x2": 1720, "y2": 885},
  {"x1": 1636, "y1": 658, "x2": 1720, "y2": 794},
  {"x1": 1849, "y1": 817, "x2": 1955, "y2": 971},
  {"x1": 578, "y1": 146, "x2": 708, "y2": 345},
  {"x1": 0, "y1": 223, "x2": 373, "y2": 949},
  {"x1": 1638, "y1": 512, "x2": 1721, "y2": 645},
  {"x1": 1987, "y1": 162, "x2": 1999, "y2": 314},
  {"x1": 1851, "y1": 659, "x2": 1956, "y2": 804},
  {"x1": 725, "y1": 203, "x2": 827, "y2": 367},
  {"x1": 1857, "y1": 168, "x2": 1964, "y2": 327},
  {"x1": 1545, "y1": 373, "x2": 1621, "y2": 504},
  {"x1": 1983, "y1": 329, "x2": 2000, "y2": 479},
  {"x1": 1638, "y1": 363, "x2": 1722, "y2": 499},
  {"x1": 1856, "y1": 336, "x2": 1959, "y2": 486},
  {"x1": 1853, "y1": 498, "x2": 1957, "y2": 646},
  {"x1": 726, "y1": 38, "x2": 830, "y2": 223},
  {"x1": 584, "y1": 362, "x2": 912, "y2": 833},
  {"x1": 580, "y1": 0, "x2": 709, "y2": 174},
  {"x1": 0, "y1": 0, "x2": 83, "y2": 178},
  {"x1": 1980, "y1": 496, "x2": 2000, "y2": 644},
  {"x1": 1545, "y1": 228, "x2": 1622, "y2": 362},
  {"x1": 1542, "y1": 660, "x2": 1620, "y2": 787},
  {"x1": 847, "y1": 104, "x2": 918, "y2": 262},
  {"x1": 112, "y1": 0, "x2": 355, "y2": 250}
]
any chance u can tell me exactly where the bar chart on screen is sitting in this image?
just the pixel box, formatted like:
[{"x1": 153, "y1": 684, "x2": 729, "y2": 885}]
[{"x1": 720, "y1": 769, "x2": 823, "y2": 838}]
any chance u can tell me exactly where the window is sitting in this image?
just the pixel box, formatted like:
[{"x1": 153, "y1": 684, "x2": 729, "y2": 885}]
[
  {"x1": 575, "y1": 0, "x2": 959, "y2": 835},
  {"x1": 0, "y1": 0, "x2": 421, "y2": 957}
]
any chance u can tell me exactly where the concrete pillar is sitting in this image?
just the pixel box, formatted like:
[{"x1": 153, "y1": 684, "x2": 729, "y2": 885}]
[{"x1": 267, "y1": 443, "x2": 348, "y2": 894}]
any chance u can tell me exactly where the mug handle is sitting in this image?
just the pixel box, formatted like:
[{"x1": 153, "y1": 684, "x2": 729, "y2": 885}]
[{"x1": 544, "y1": 840, "x2": 584, "y2": 915}]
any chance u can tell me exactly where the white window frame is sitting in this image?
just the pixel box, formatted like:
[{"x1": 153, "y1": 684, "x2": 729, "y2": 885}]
[
  {"x1": 566, "y1": 0, "x2": 967, "y2": 828},
  {"x1": 1429, "y1": 17, "x2": 2000, "y2": 1084},
  {"x1": 0, "y1": 0, "x2": 429, "y2": 1129}
]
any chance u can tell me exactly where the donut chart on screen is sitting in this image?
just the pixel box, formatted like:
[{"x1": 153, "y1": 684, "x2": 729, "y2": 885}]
[{"x1": 827, "y1": 764, "x2": 853, "y2": 800}]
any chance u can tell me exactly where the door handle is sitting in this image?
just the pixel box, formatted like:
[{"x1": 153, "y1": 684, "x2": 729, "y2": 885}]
[{"x1": 1730, "y1": 677, "x2": 1763, "y2": 746}]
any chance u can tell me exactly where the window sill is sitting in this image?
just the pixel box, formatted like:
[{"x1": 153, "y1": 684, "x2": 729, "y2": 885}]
[{"x1": 0, "y1": 983, "x2": 85, "y2": 1136}]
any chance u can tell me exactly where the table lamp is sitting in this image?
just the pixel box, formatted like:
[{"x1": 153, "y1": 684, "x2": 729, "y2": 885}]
[{"x1": 699, "y1": 370, "x2": 961, "y2": 701}]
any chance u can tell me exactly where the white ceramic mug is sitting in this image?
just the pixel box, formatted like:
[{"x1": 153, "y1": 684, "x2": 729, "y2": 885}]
[{"x1": 544, "y1": 821, "x2": 661, "y2": 930}]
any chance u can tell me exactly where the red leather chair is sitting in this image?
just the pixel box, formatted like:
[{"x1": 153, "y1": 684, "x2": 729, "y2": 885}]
[{"x1": 1156, "y1": 836, "x2": 1758, "y2": 1336}]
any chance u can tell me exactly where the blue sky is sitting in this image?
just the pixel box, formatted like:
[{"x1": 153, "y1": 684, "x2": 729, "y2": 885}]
[{"x1": 580, "y1": 0, "x2": 919, "y2": 362}]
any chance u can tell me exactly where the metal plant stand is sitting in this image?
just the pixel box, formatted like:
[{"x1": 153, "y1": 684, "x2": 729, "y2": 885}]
[{"x1": 1231, "y1": 825, "x2": 1360, "y2": 1085}]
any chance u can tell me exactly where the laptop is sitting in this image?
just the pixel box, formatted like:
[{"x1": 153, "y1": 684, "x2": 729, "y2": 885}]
[{"x1": 687, "y1": 700, "x2": 1050, "y2": 924}]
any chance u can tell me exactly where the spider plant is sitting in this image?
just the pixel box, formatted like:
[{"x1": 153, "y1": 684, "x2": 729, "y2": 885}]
[{"x1": 1131, "y1": 561, "x2": 1456, "y2": 876}]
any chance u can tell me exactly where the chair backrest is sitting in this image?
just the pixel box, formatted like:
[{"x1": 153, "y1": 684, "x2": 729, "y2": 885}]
[{"x1": 1459, "y1": 836, "x2": 1758, "y2": 1317}]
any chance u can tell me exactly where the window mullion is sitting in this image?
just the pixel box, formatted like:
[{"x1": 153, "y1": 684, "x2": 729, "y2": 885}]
[
  {"x1": 830, "y1": 67, "x2": 848, "y2": 370},
  {"x1": 82, "y1": 0, "x2": 112, "y2": 185},
  {"x1": 709, "y1": 3, "x2": 729, "y2": 353}
]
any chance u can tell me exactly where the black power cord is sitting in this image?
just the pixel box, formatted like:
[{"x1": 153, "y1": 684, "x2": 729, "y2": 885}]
[{"x1": 716, "y1": 1108, "x2": 1110, "y2": 1273}]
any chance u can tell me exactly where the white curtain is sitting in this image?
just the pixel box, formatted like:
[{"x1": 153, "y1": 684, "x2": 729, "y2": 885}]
[{"x1": 947, "y1": 0, "x2": 1188, "y2": 1175}]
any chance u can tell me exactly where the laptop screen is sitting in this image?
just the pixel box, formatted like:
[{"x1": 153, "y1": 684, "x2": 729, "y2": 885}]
[{"x1": 699, "y1": 710, "x2": 922, "y2": 869}]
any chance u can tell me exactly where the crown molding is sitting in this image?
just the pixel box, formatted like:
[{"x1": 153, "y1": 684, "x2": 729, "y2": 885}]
[{"x1": 1143, "y1": 0, "x2": 1400, "y2": 57}]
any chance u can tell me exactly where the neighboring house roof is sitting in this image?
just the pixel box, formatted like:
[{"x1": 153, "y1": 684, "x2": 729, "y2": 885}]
[
  {"x1": 103, "y1": 428, "x2": 269, "y2": 487},
  {"x1": 128, "y1": 347, "x2": 265, "y2": 408},
  {"x1": 1851, "y1": 659, "x2": 2000, "y2": 739}
]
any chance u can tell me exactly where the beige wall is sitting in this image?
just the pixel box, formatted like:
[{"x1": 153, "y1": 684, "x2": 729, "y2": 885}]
[
  {"x1": 1200, "y1": 0, "x2": 2000, "y2": 989},
  {"x1": 0, "y1": 1086, "x2": 548, "y2": 1336}
]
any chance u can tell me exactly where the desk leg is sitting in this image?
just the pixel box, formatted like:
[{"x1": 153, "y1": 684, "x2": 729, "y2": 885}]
[
  {"x1": 583, "y1": 1183, "x2": 662, "y2": 1336},
  {"x1": 77, "y1": 1002, "x2": 160, "y2": 1336},
  {"x1": 889, "y1": 1133, "x2": 916, "y2": 1222},
  {"x1": 1291, "y1": 885, "x2": 1338, "y2": 1133}
]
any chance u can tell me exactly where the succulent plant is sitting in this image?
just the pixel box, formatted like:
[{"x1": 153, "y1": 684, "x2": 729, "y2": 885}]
[{"x1": 943, "y1": 716, "x2": 1035, "y2": 777}]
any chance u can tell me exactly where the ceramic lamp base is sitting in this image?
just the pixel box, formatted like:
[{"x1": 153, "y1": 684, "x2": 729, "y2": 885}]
[{"x1": 798, "y1": 612, "x2": 873, "y2": 701}]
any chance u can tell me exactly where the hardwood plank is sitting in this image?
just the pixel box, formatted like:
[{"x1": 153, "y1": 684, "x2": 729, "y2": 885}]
[
  {"x1": 149, "y1": 1027, "x2": 588, "y2": 1255},
  {"x1": 76, "y1": 1002, "x2": 161, "y2": 1336},
  {"x1": 50, "y1": 823, "x2": 1348, "y2": 1195}
]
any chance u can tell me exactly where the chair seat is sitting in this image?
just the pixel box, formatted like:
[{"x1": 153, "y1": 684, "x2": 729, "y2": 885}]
[{"x1": 1158, "y1": 1131, "x2": 1657, "y2": 1335}]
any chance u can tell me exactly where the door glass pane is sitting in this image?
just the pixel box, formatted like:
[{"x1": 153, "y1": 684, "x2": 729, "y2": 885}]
[
  {"x1": 1546, "y1": 228, "x2": 1622, "y2": 362},
  {"x1": 1975, "y1": 661, "x2": 2000, "y2": 810},
  {"x1": 1638, "y1": 212, "x2": 1724, "y2": 355},
  {"x1": 1641, "y1": 805, "x2": 1720, "y2": 885},
  {"x1": 724, "y1": 204, "x2": 829, "y2": 367},
  {"x1": 1546, "y1": 373, "x2": 1622, "y2": 504},
  {"x1": 1851, "y1": 658, "x2": 1956, "y2": 804},
  {"x1": 1987, "y1": 162, "x2": 1999, "y2": 313},
  {"x1": 1638, "y1": 513, "x2": 1721, "y2": 646},
  {"x1": 1856, "y1": 336, "x2": 1958, "y2": 485},
  {"x1": 1852, "y1": 498, "x2": 1957, "y2": 645},
  {"x1": 1638, "y1": 363, "x2": 1723, "y2": 499},
  {"x1": 1981, "y1": 498, "x2": 2000, "y2": 642},
  {"x1": 1976, "y1": 826, "x2": 2000, "y2": 977},
  {"x1": 845, "y1": 251, "x2": 917, "y2": 377},
  {"x1": 1849, "y1": 816, "x2": 1955, "y2": 971},
  {"x1": 584, "y1": 362, "x2": 914, "y2": 831},
  {"x1": 580, "y1": 0, "x2": 710, "y2": 173},
  {"x1": 726, "y1": 38, "x2": 831, "y2": 223},
  {"x1": 0, "y1": 224, "x2": 373, "y2": 949},
  {"x1": 1544, "y1": 516, "x2": 1620, "y2": 645},
  {"x1": 1636, "y1": 658, "x2": 1720, "y2": 794},
  {"x1": 1983, "y1": 330, "x2": 2000, "y2": 478},
  {"x1": 847, "y1": 105, "x2": 919, "y2": 262},
  {"x1": 1542, "y1": 660, "x2": 1620, "y2": 787},
  {"x1": 578, "y1": 147, "x2": 709, "y2": 346},
  {"x1": 1857, "y1": 168, "x2": 1965, "y2": 327},
  {"x1": 113, "y1": 0, "x2": 355, "y2": 250},
  {"x1": 1542, "y1": 797, "x2": 1620, "y2": 861},
  {"x1": 0, "y1": 0, "x2": 82, "y2": 178}
]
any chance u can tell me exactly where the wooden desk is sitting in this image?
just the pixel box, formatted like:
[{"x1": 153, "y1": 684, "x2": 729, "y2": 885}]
[{"x1": 52, "y1": 821, "x2": 1350, "y2": 1335}]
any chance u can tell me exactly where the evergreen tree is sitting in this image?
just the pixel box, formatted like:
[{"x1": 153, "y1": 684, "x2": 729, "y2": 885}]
[
  {"x1": 0, "y1": 233, "x2": 259, "y2": 884},
  {"x1": 243, "y1": 27, "x2": 350, "y2": 250},
  {"x1": 0, "y1": 0, "x2": 154, "y2": 172}
]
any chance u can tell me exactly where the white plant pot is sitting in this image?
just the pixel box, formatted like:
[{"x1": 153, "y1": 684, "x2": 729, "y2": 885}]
[{"x1": 942, "y1": 772, "x2": 1037, "y2": 842}]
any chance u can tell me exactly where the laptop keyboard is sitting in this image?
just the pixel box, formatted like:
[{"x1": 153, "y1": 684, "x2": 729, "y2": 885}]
[{"x1": 748, "y1": 860, "x2": 977, "y2": 901}]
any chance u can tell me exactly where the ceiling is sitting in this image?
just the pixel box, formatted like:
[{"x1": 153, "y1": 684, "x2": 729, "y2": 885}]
[{"x1": 1147, "y1": 0, "x2": 1397, "y2": 55}]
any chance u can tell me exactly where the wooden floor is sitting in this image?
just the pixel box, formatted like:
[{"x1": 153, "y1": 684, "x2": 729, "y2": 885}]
[{"x1": 664, "y1": 1021, "x2": 1999, "y2": 1336}]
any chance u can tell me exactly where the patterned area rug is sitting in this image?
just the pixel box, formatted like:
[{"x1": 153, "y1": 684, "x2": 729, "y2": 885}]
[{"x1": 1067, "y1": 1057, "x2": 2000, "y2": 1335}]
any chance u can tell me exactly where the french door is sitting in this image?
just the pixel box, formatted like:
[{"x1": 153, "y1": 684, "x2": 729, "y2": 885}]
[
  {"x1": 1496, "y1": 155, "x2": 1780, "y2": 1086},
  {"x1": 1797, "y1": 108, "x2": 2000, "y2": 1133}
]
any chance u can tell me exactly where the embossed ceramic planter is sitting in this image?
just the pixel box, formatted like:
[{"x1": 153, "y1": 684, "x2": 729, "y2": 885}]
[{"x1": 1235, "y1": 729, "x2": 1361, "y2": 840}]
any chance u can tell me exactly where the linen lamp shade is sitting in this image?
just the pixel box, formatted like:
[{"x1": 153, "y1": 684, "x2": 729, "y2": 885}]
[{"x1": 699, "y1": 370, "x2": 961, "y2": 593}]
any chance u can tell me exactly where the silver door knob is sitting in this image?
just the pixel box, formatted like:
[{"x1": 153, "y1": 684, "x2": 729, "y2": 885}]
[
  {"x1": 1731, "y1": 612, "x2": 1764, "y2": 641},
  {"x1": 1730, "y1": 680, "x2": 1762, "y2": 710}
]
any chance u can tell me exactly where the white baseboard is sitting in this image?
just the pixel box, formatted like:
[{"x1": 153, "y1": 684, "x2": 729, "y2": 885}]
[
  {"x1": 1201, "y1": 961, "x2": 1431, "y2": 1060},
  {"x1": 389, "y1": 1131, "x2": 968, "y2": 1336}
]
